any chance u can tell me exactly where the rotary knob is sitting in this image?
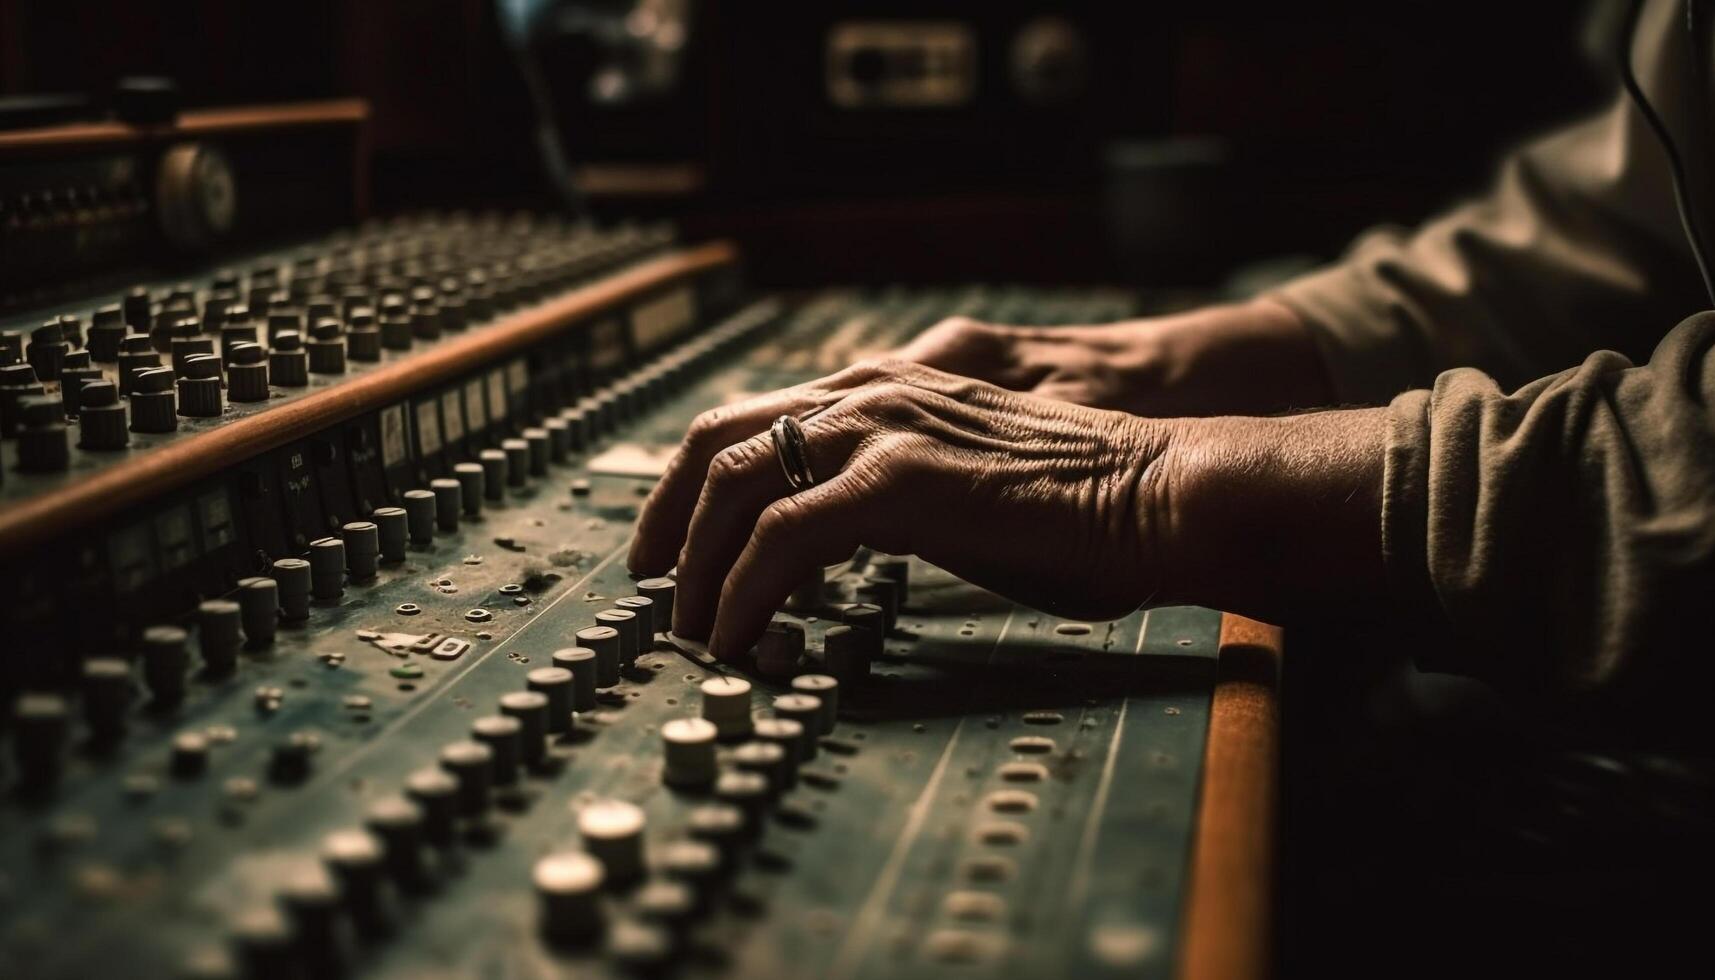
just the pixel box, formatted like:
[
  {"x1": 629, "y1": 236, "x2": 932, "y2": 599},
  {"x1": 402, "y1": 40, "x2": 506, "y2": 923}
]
[
  {"x1": 578, "y1": 799, "x2": 646, "y2": 885},
  {"x1": 156, "y1": 142, "x2": 237, "y2": 252}
]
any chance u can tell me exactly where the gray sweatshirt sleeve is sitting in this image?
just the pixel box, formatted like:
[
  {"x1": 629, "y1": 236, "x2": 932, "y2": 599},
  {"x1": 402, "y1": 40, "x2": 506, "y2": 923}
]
[
  {"x1": 1383, "y1": 313, "x2": 1715, "y2": 699},
  {"x1": 1267, "y1": 0, "x2": 1708, "y2": 404}
]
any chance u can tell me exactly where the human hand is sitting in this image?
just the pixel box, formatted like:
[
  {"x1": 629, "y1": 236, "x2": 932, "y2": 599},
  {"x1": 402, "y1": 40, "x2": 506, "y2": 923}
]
[
  {"x1": 628, "y1": 360, "x2": 1388, "y2": 661},
  {"x1": 892, "y1": 298, "x2": 1337, "y2": 417}
]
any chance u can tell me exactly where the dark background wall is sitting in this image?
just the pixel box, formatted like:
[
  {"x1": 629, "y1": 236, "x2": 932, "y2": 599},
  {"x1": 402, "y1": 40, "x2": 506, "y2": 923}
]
[{"x1": 1, "y1": 1, "x2": 1609, "y2": 285}]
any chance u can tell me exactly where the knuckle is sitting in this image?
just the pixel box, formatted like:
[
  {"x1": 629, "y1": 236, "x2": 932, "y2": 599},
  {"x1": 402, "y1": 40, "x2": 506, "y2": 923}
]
[
  {"x1": 755, "y1": 496, "x2": 807, "y2": 542},
  {"x1": 705, "y1": 442, "x2": 757, "y2": 487}
]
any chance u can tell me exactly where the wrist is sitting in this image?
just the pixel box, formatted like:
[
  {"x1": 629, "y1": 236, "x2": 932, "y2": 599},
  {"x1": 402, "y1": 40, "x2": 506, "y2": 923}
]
[
  {"x1": 1150, "y1": 409, "x2": 1387, "y2": 622},
  {"x1": 1131, "y1": 298, "x2": 1337, "y2": 417}
]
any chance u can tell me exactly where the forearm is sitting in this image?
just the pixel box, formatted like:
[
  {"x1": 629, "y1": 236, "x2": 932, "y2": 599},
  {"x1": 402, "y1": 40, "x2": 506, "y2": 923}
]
[{"x1": 1151, "y1": 407, "x2": 1387, "y2": 624}]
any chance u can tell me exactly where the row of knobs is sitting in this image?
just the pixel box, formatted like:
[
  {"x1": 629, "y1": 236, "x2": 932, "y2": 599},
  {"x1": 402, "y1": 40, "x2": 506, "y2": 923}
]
[
  {"x1": 0, "y1": 217, "x2": 674, "y2": 477},
  {"x1": 3, "y1": 299, "x2": 787, "y2": 790},
  {"x1": 222, "y1": 583, "x2": 830, "y2": 975}
]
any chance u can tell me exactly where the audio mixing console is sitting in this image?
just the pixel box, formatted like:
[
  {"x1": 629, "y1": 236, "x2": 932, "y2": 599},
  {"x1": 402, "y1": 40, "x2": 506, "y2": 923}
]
[{"x1": 0, "y1": 105, "x2": 1277, "y2": 980}]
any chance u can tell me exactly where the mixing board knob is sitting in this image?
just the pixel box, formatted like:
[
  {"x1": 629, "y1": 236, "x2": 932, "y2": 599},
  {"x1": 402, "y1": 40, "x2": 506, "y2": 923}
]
[
  {"x1": 373, "y1": 507, "x2": 408, "y2": 561},
  {"x1": 478, "y1": 449, "x2": 506, "y2": 501},
  {"x1": 228, "y1": 904, "x2": 297, "y2": 980},
  {"x1": 534, "y1": 852, "x2": 605, "y2": 946},
  {"x1": 699, "y1": 676, "x2": 753, "y2": 739},
  {"x1": 225, "y1": 343, "x2": 269, "y2": 402},
  {"x1": 732, "y1": 740, "x2": 790, "y2": 795},
  {"x1": 855, "y1": 576, "x2": 901, "y2": 631},
  {"x1": 405, "y1": 766, "x2": 459, "y2": 847},
  {"x1": 16, "y1": 396, "x2": 70, "y2": 472},
  {"x1": 790, "y1": 675, "x2": 839, "y2": 734},
  {"x1": 380, "y1": 313, "x2": 412, "y2": 351},
  {"x1": 171, "y1": 730, "x2": 210, "y2": 778},
  {"x1": 272, "y1": 557, "x2": 312, "y2": 620},
  {"x1": 872, "y1": 556, "x2": 911, "y2": 595},
  {"x1": 523, "y1": 427, "x2": 550, "y2": 475},
  {"x1": 470, "y1": 714, "x2": 523, "y2": 785},
  {"x1": 0, "y1": 364, "x2": 43, "y2": 438},
  {"x1": 636, "y1": 578, "x2": 676, "y2": 633},
  {"x1": 0, "y1": 330, "x2": 21, "y2": 366},
  {"x1": 575, "y1": 625, "x2": 622, "y2": 687},
  {"x1": 306, "y1": 319, "x2": 346, "y2": 375},
  {"x1": 346, "y1": 322, "x2": 381, "y2": 363},
  {"x1": 498, "y1": 690, "x2": 550, "y2": 766},
  {"x1": 842, "y1": 602, "x2": 887, "y2": 642},
  {"x1": 595, "y1": 608, "x2": 641, "y2": 667},
  {"x1": 364, "y1": 795, "x2": 427, "y2": 887},
  {"x1": 321, "y1": 829, "x2": 387, "y2": 933},
  {"x1": 615, "y1": 596, "x2": 657, "y2": 647},
  {"x1": 657, "y1": 839, "x2": 723, "y2": 899},
  {"x1": 685, "y1": 802, "x2": 747, "y2": 856},
  {"x1": 634, "y1": 879, "x2": 696, "y2": 933},
  {"x1": 266, "y1": 311, "x2": 302, "y2": 344},
  {"x1": 177, "y1": 353, "x2": 224, "y2": 417},
  {"x1": 453, "y1": 462, "x2": 484, "y2": 515},
  {"x1": 129, "y1": 366, "x2": 178, "y2": 432},
  {"x1": 543, "y1": 417, "x2": 571, "y2": 462},
  {"x1": 122, "y1": 286, "x2": 152, "y2": 332},
  {"x1": 308, "y1": 538, "x2": 345, "y2": 601},
  {"x1": 81, "y1": 657, "x2": 133, "y2": 744},
  {"x1": 526, "y1": 666, "x2": 575, "y2": 732},
  {"x1": 550, "y1": 647, "x2": 600, "y2": 713},
  {"x1": 609, "y1": 919, "x2": 674, "y2": 972},
  {"x1": 268, "y1": 332, "x2": 309, "y2": 387},
  {"x1": 116, "y1": 334, "x2": 161, "y2": 395},
  {"x1": 714, "y1": 770, "x2": 771, "y2": 830},
  {"x1": 754, "y1": 619, "x2": 805, "y2": 678},
  {"x1": 438, "y1": 740, "x2": 495, "y2": 816},
  {"x1": 198, "y1": 598, "x2": 243, "y2": 676},
  {"x1": 89, "y1": 305, "x2": 126, "y2": 361},
  {"x1": 27, "y1": 321, "x2": 68, "y2": 381},
  {"x1": 661, "y1": 717, "x2": 719, "y2": 787},
  {"x1": 428, "y1": 479, "x2": 462, "y2": 531},
  {"x1": 270, "y1": 733, "x2": 316, "y2": 783},
  {"x1": 402, "y1": 489, "x2": 437, "y2": 542},
  {"x1": 341, "y1": 521, "x2": 380, "y2": 581},
  {"x1": 559, "y1": 407, "x2": 589, "y2": 452},
  {"x1": 170, "y1": 334, "x2": 215, "y2": 377},
  {"x1": 277, "y1": 867, "x2": 341, "y2": 971},
  {"x1": 141, "y1": 624, "x2": 190, "y2": 704},
  {"x1": 771, "y1": 695, "x2": 823, "y2": 759},
  {"x1": 501, "y1": 438, "x2": 529, "y2": 487},
  {"x1": 753, "y1": 716, "x2": 808, "y2": 767},
  {"x1": 12, "y1": 693, "x2": 70, "y2": 790},
  {"x1": 578, "y1": 799, "x2": 647, "y2": 884},
  {"x1": 220, "y1": 311, "x2": 258, "y2": 357},
  {"x1": 58, "y1": 367, "x2": 104, "y2": 415},
  {"x1": 238, "y1": 575, "x2": 279, "y2": 646},
  {"x1": 820, "y1": 625, "x2": 873, "y2": 684}
]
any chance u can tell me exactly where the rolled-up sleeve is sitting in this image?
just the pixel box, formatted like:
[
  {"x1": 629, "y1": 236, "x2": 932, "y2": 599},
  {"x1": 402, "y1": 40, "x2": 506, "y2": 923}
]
[
  {"x1": 1269, "y1": 0, "x2": 1708, "y2": 405},
  {"x1": 1383, "y1": 313, "x2": 1715, "y2": 700}
]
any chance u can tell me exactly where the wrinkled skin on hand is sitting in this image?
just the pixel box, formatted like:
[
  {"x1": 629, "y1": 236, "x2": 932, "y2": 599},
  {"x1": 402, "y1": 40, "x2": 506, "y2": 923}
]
[
  {"x1": 892, "y1": 298, "x2": 1337, "y2": 417},
  {"x1": 628, "y1": 360, "x2": 1174, "y2": 661}
]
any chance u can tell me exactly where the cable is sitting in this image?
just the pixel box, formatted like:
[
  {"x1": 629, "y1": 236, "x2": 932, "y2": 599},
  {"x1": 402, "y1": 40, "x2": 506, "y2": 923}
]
[{"x1": 1619, "y1": 0, "x2": 1715, "y2": 305}]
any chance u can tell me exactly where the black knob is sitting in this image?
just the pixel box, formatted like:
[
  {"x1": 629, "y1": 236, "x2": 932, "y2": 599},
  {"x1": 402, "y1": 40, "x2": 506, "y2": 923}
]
[
  {"x1": 15, "y1": 395, "x2": 70, "y2": 472},
  {"x1": 129, "y1": 367, "x2": 178, "y2": 433},
  {"x1": 269, "y1": 332, "x2": 308, "y2": 387},
  {"x1": 77, "y1": 381, "x2": 129, "y2": 450},
  {"x1": 226, "y1": 342, "x2": 269, "y2": 402}
]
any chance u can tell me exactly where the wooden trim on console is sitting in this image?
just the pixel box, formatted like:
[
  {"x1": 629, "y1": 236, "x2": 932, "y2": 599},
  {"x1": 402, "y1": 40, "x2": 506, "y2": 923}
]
[
  {"x1": 0, "y1": 99, "x2": 369, "y2": 156},
  {"x1": 1180, "y1": 614, "x2": 1283, "y2": 980},
  {"x1": 0, "y1": 240, "x2": 740, "y2": 558}
]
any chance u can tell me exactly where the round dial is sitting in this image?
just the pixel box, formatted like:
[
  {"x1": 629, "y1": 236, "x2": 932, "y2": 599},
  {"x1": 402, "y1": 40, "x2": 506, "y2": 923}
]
[{"x1": 156, "y1": 142, "x2": 237, "y2": 251}]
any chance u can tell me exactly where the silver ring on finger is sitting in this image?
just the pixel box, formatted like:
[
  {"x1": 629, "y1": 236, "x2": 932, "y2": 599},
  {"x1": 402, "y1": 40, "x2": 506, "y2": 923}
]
[{"x1": 770, "y1": 414, "x2": 817, "y2": 493}]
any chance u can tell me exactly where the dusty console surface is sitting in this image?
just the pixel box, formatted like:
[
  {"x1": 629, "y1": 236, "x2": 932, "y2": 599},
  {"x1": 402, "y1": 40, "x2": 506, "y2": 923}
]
[{"x1": 0, "y1": 236, "x2": 1230, "y2": 978}]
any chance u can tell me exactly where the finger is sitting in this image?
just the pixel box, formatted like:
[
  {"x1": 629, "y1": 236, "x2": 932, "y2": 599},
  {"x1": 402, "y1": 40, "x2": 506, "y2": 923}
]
[
  {"x1": 707, "y1": 461, "x2": 906, "y2": 661},
  {"x1": 628, "y1": 371, "x2": 868, "y2": 576},
  {"x1": 670, "y1": 409, "x2": 870, "y2": 641},
  {"x1": 891, "y1": 317, "x2": 1007, "y2": 376}
]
